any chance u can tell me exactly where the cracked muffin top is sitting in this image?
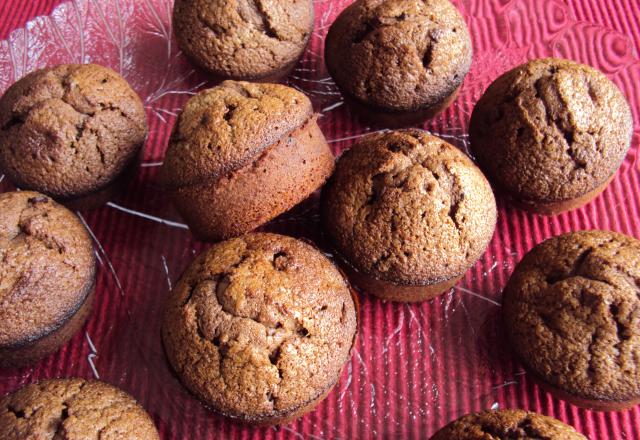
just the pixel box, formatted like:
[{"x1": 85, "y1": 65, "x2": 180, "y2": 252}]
[
  {"x1": 0, "y1": 191, "x2": 95, "y2": 348},
  {"x1": 162, "y1": 233, "x2": 357, "y2": 423},
  {"x1": 469, "y1": 58, "x2": 633, "y2": 204},
  {"x1": 325, "y1": 0, "x2": 472, "y2": 112},
  {"x1": 321, "y1": 129, "x2": 496, "y2": 285},
  {"x1": 503, "y1": 230, "x2": 640, "y2": 404},
  {"x1": 430, "y1": 409, "x2": 586, "y2": 439},
  {"x1": 160, "y1": 81, "x2": 313, "y2": 188},
  {"x1": 173, "y1": 0, "x2": 313, "y2": 79},
  {"x1": 0, "y1": 378, "x2": 159, "y2": 439},
  {"x1": 0, "y1": 64, "x2": 147, "y2": 199}
]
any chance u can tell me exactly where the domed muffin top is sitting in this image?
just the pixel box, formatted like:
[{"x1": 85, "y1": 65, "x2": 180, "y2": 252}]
[
  {"x1": 0, "y1": 191, "x2": 95, "y2": 347},
  {"x1": 430, "y1": 409, "x2": 586, "y2": 439},
  {"x1": 162, "y1": 233, "x2": 357, "y2": 423},
  {"x1": 0, "y1": 64, "x2": 147, "y2": 198},
  {"x1": 503, "y1": 230, "x2": 640, "y2": 404},
  {"x1": 173, "y1": 0, "x2": 313, "y2": 79},
  {"x1": 322, "y1": 129, "x2": 496, "y2": 285},
  {"x1": 0, "y1": 379, "x2": 159, "y2": 439},
  {"x1": 470, "y1": 58, "x2": 633, "y2": 204},
  {"x1": 160, "y1": 81, "x2": 313, "y2": 188},
  {"x1": 325, "y1": 0, "x2": 472, "y2": 112}
]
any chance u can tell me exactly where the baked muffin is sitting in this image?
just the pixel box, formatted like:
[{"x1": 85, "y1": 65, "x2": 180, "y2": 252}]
[
  {"x1": 173, "y1": 0, "x2": 313, "y2": 82},
  {"x1": 162, "y1": 233, "x2": 358, "y2": 425},
  {"x1": 0, "y1": 378, "x2": 159, "y2": 439},
  {"x1": 0, "y1": 191, "x2": 96, "y2": 368},
  {"x1": 160, "y1": 81, "x2": 335, "y2": 242},
  {"x1": 325, "y1": 0, "x2": 472, "y2": 127},
  {"x1": 503, "y1": 230, "x2": 640, "y2": 410},
  {"x1": 430, "y1": 409, "x2": 586, "y2": 439},
  {"x1": 321, "y1": 129, "x2": 496, "y2": 302},
  {"x1": 469, "y1": 58, "x2": 633, "y2": 215},
  {"x1": 0, "y1": 64, "x2": 148, "y2": 210}
]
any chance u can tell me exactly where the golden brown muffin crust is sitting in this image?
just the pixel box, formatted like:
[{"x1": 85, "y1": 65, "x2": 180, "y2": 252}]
[
  {"x1": 325, "y1": 0, "x2": 472, "y2": 112},
  {"x1": 162, "y1": 233, "x2": 357, "y2": 423},
  {"x1": 503, "y1": 230, "x2": 640, "y2": 404},
  {"x1": 0, "y1": 379, "x2": 159, "y2": 439},
  {"x1": 470, "y1": 58, "x2": 633, "y2": 204},
  {"x1": 322, "y1": 129, "x2": 496, "y2": 285},
  {"x1": 0, "y1": 64, "x2": 147, "y2": 199},
  {"x1": 169, "y1": 117, "x2": 335, "y2": 242},
  {"x1": 160, "y1": 81, "x2": 313, "y2": 188},
  {"x1": 0, "y1": 191, "x2": 95, "y2": 348},
  {"x1": 430, "y1": 409, "x2": 586, "y2": 439},
  {"x1": 173, "y1": 0, "x2": 313, "y2": 79}
]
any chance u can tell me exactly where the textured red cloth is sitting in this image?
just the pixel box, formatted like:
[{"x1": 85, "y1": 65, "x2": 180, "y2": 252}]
[{"x1": 0, "y1": 0, "x2": 639, "y2": 439}]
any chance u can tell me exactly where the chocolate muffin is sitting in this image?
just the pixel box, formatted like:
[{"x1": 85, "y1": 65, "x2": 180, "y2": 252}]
[
  {"x1": 503, "y1": 230, "x2": 640, "y2": 410},
  {"x1": 162, "y1": 233, "x2": 358, "y2": 425},
  {"x1": 469, "y1": 58, "x2": 633, "y2": 215},
  {"x1": 0, "y1": 378, "x2": 159, "y2": 439},
  {"x1": 160, "y1": 81, "x2": 335, "y2": 242},
  {"x1": 173, "y1": 0, "x2": 313, "y2": 82},
  {"x1": 0, "y1": 64, "x2": 148, "y2": 210},
  {"x1": 430, "y1": 409, "x2": 586, "y2": 439},
  {"x1": 0, "y1": 191, "x2": 96, "y2": 368},
  {"x1": 325, "y1": 0, "x2": 472, "y2": 127},
  {"x1": 321, "y1": 129, "x2": 496, "y2": 302}
]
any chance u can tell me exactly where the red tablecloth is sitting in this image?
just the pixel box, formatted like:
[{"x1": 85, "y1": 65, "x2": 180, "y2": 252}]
[{"x1": 1, "y1": 0, "x2": 639, "y2": 439}]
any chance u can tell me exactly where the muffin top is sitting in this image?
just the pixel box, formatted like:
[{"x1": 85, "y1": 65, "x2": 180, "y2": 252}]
[
  {"x1": 322, "y1": 129, "x2": 496, "y2": 285},
  {"x1": 0, "y1": 64, "x2": 147, "y2": 199},
  {"x1": 0, "y1": 379, "x2": 159, "y2": 439},
  {"x1": 469, "y1": 58, "x2": 633, "y2": 204},
  {"x1": 0, "y1": 191, "x2": 95, "y2": 348},
  {"x1": 160, "y1": 81, "x2": 313, "y2": 188},
  {"x1": 162, "y1": 233, "x2": 357, "y2": 423},
  {"x1": 173, "y1": 0, "x2": 313, "y2": 79},
  {"x1": 503, "y1": 230, "x2": 640, "y2": 404},
  {"x1": 325, "y1": 0, "x2": 472, "y2": 112},
  {"x1": 430, "y1": 409, "x2": 586, "y2": 439}
]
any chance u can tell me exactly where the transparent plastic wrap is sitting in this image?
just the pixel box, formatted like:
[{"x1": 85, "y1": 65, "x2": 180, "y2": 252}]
[{"x1": 0, "y1": 0, "x2": 639, "y2": 438}]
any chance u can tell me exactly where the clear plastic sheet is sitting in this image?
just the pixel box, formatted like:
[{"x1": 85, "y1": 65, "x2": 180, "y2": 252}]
[{"x1": 0, "y1": 0, "x2": 639, "y2": 438}]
